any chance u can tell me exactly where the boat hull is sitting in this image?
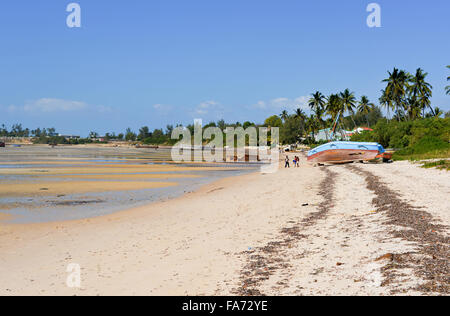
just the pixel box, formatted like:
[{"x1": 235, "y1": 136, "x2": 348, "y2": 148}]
[
  {"x1": 308, "y1": 149, "x2": 379, "y2": 163},
  {"x1": 307, "y1": 141, "x2": 385, "y2": 164}
]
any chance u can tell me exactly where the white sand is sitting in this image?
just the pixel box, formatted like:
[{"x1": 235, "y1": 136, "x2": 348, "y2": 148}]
[{"x1": 0, "y1": 156, "x2": 448, "y2": 296}]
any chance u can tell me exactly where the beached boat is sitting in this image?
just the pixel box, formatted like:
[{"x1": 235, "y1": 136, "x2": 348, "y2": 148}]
[{"x1": 307, "y1": 141, "x2": 386, "y2": 164}]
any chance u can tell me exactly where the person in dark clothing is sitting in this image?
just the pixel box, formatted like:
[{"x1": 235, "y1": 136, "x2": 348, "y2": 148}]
[{"x1": 285, "y1": 156, "x2": 290, "y2": 168}]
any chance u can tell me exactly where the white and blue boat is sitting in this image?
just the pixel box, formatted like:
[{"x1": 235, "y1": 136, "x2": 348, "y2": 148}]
[{"x1": 307, "y1": 141, "x2": 388, "y2": 163}]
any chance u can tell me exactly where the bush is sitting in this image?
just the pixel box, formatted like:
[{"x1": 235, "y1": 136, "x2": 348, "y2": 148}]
[{"x1": 350, "y1": 117, "x2": 450, "y2": 160}]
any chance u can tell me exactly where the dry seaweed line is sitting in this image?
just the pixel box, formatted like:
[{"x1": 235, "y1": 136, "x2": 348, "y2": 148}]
[
  {"x1": 348, "y1": 165, "x2": 449, "y2": 295},
  {"x1": 232, "y1": 168, "x2": 337, "y2": 295}
]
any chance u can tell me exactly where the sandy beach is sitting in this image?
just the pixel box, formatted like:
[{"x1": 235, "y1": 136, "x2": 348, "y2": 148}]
[{"x1": 0, "y1": 154, "x2": 448, "y2": 296}]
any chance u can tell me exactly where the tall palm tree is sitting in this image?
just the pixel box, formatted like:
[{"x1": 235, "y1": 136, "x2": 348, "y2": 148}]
[
  {"x1": 409, "y1": 68, "x2": 433, "y2": 117},
  {"x1": 326, "y1": 94, "x2": 342, "y2": 121},
  {"x1": 379, "y1": 89, "x2": 394, "y2": 120},
  {"x1": 433, "y1": 107, "x2": 443, "y2": 117},
  {"x1": 406, "y1": 97, "x2": 422, "y2": 120},
  {"x1": 294, "y1": 108, "x2": 307, "y2": 136},
  {"x1": 294, "y1": 108, "x2": 306, "y2": 121},
  {"x1": 308, "y1": 91, "x2": 326, "y2": 120},
  {"x1": 326, "y1": 94, "x2": 344, "y2": 139},
  {"x1": 357, "y1": 96, "x2": 375, "y2": 127},
  {"x1": 446, "y1": 65, "x2": 450, "y2": 95},
  {"x1": 339, "y1": 89, "x2": 357, "y2": 128},
  {"x1": 306, "y1": 115, "x2": 320, "y2": 143},
  {"x1": 382, "y1": 68, "x2": 409, "y2": 120},
  {"x1": 280, "y1": 110, "x2": 289, "y2": 122}
]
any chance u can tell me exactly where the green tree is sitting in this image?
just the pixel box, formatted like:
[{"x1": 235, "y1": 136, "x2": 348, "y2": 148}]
[
  {"x1": 264, "y1": 115, "x2": 283, "y2": 128},
  {"x1": 382, "y1": 68, "x2": 409, "y2": 121},
  {"x1": 432, "y1": 107, "x2": 444, "y2": 118},
  {"x1": 138, "y1": 126, "x2": 151, "y2": 141},
  {"x1": 280, "y1": 110, "x2": 289, "y2": 122},
  {"x1": 326, "y1": 94, "x2": 342, "y2": 122},
  {"x1": 281, "y1": 116, "x2": 303, "y2": 144},
  {"x1": 379, "y1": 89, "x2": 394, "y2": 120},
  {"x1": 125, "y1": 128, "x2": 136, "y2": 141},
  {"x1": 357, "y1": 96, "x2": 375, "y2": 127},
  {"x1": 339, "y1": 89, "x2": 357, "y2": 128},
  {"x1": 306, "y1": 115, "x2": 320, "y2": 143},
  {"x1": 217, "y1": 119, "x2": 226, "y2": 131},
  {"x1": 409, "y1": 68, "x2": 433, "y2": 117},
  {"x1": 308, "y1": 91, "x2": 326, "y2": 128}
]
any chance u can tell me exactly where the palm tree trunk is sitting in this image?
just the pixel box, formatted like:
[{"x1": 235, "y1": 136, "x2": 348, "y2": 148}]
[{"x1": 350, "y1": 114, "x2": 357, "y2": 129}]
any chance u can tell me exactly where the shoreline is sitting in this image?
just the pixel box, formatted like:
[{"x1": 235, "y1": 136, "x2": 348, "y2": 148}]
[
  {"x1": 0, "y1": 157, "x2": 448, "y2": 296},
  {"x1": 0, "y1": 166, "x2": 259, "y2": 230}
]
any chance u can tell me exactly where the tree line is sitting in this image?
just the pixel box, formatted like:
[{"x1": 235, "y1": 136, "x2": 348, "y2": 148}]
[
  {"x1": 3, "y1": 66, "x2": 448, "y2": 145},
  {"x1": 272, "y1": 66, "x2": 449, "y2": 144}
]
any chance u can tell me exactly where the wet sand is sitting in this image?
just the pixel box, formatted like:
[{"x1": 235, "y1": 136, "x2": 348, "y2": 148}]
[
  {"x1": 0, "y1": 181, "x2": 178, "y2": 197},
  {"x1": 0, "y1": 166, "x2": 245, "y2": 176},
  {"x1": 0, "y1": 154, "x2": 448, "y2": 296},
  {"x1": 0, "y1": 146, "x2": 256, "y2": 223}
]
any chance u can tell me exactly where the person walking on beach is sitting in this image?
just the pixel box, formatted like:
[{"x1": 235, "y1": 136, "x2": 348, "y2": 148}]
[{"x1": 285, "y1": 156, "x2": 290, "y2": 168}]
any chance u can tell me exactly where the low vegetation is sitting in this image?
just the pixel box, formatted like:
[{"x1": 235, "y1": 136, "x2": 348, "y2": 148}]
[
  {"x1": 421, "y1": 160, "x2": 450, "y2": 171},
  {"x1": 351, "y1": 118, "x2": 450, "y2": 160}
]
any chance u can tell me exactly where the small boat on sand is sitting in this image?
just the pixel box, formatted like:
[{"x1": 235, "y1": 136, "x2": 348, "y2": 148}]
[{"x1": 307, "y1": 141, "x2": 387, "y2": 164}]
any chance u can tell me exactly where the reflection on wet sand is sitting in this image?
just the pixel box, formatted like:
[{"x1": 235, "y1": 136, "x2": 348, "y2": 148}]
[
  {"x1": 0, "y1": 181, "x2": 179, "y2": 197},
  {"x1": 0, "y1": 146, "x2": 255, "y2": 223}
]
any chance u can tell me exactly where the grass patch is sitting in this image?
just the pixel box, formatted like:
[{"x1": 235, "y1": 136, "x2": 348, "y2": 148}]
[
  {"x1": 392, "y1": 136, "x2": 450, "y2": 161},
  {"x1": 421, "y1": 160, "x2": 450, "y2": 171}
]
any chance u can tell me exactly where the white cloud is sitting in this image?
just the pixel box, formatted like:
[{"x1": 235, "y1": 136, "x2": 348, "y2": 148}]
[
  {"x1": 96, "y1": 105, "x2": 113, "y2": 113},
  {"x1": 253, "y1": 96, "x2": 310, "y2": 112},
  {"x1": 193, "y1": 100, "x2": 223, "y2": 117},
  {"x1": 23, "y1": 98, "x2": 87, "y2": 112},
  {"x1": 1, "y1": 98, "x2": 114, "y2": 114},
  {"x1": 152, "y1": 103, "x2": 174, "y2": 115}
]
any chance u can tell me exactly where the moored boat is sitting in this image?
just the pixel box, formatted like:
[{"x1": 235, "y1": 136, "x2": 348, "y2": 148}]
[
  {"x1": 0, "y1": 142, "x2": 5, "y2": 148},
  {"x1": 307, "y1": 141, "x2": 386, "y2": 164}
]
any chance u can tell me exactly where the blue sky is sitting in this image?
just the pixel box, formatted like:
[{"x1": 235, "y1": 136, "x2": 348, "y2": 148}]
[{"x1": 0, "y1": 0, "x2": 449, "y2": 136}]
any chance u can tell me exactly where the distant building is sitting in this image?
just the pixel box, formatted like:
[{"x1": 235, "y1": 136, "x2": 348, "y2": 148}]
[
  {"x1": 312, "y1": 127, "x2": 373, "y2": 142},
  {"x1": 58, "y1": 134, "x2": 80, "y2": 140}
]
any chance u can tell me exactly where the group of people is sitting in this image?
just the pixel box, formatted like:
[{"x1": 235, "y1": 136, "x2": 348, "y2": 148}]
[{"x1": 284, "y1": 155, "x2": 300, "y2": 168}]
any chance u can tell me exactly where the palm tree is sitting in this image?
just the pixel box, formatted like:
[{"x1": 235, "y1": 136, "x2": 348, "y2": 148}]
[
  {"x1": 382, "y1": 68, "x2": 409, "y2": 120},
  {"x1": 308, "y1": 91, "x2": 326, "y2": 123},
  {"x1": 409, "y1": 68, "x2": 433, "y2": 117},
  {"x1": 446, "y1": 65, "x2": 450, "y2": 95},
  {"x1": 294, "y1": 108, "x2": 307, "y2": 137},
  {"x1": 306, "y1": 115, "x2": 320, "y2": 143},
  {"x1": 280, "y1": 110, "x2": 289, "y2": 122},
  {"x1": 406, "y1": 97, "x2": 422, "y2": 120},
  {"x1": 339, "y1": 89, "x2": 357, "y2": 128},
  {"x1": 433, "y1": 107, "x2": 444, "y2": 117},
  {"x1": 325, "y1": 94, "x2": 345, "y2": 139},
  {"x1": 326, "y1": 94, "x2": 342, "y2": 122},
  {"x1": 357, "y1": 96, "x2": 375, "y2": 127},
  {"x1": 294, "y1": 108, "x2": 306, "y2": 121},
  {"x1": 379, "y1": 89, "x2": 394, "y2": 120}
]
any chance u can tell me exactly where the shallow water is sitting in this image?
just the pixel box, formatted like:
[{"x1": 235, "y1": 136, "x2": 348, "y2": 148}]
[{"x1": 0, "y1": 146, "x2": 257, "y2": 224}]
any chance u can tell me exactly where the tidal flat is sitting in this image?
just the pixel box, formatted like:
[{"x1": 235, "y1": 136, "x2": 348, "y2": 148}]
[{"x1": 0, "y1": 145, "x2": 255, "y2": 224}]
